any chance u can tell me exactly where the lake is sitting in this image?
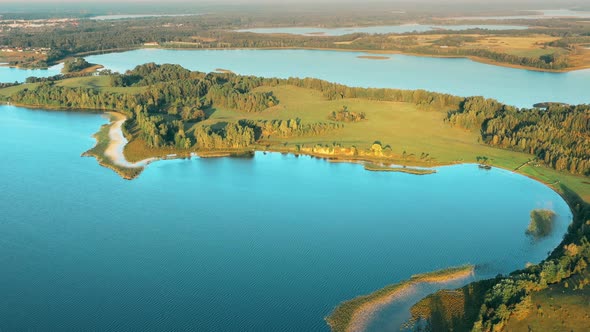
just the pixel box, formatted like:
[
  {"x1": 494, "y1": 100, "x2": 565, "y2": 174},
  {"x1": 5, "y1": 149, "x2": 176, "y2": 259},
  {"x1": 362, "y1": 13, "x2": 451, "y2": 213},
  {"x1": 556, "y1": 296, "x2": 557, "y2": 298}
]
[
  {"x1": 0, "y1": 63, "x2": 62, "y2": 83},
  {"x1": 236, "y1": 24, "x2": 528, "y2": 36},
  {"x1": 3, "y1": 49, "x2": 590, "y2": 108},
  {"x1": 0, "y1": 105, "x2": 572, "y2": 331},
  {"x1": 83, "y1": 49, "x2": 590, "y2": 108}
]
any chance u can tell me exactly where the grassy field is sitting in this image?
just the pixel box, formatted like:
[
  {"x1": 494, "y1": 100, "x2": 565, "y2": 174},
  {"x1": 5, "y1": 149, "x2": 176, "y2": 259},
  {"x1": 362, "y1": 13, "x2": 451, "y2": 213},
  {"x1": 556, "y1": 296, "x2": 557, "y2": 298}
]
[
  {"x1": 388, "y1": 34, "x2": 561, "y2": 52},
  {"x1": 196, "y1": 85, "x2": 590, "y2": 201},
  {"x1": 55, "y1": 76, "x2": 148, "y2": 94},
  {"x1": 463, "y1": 35, "x2": 561, "y2": 57},
  {"x1": 68, "y1": 82, "x2": 532, "y2": 171},
  {"x1": 504, "y1": 268, "x2": 590, "y2": 331},
  {"x1": 385, "y1": 33, "x2": 590, "y2": 70},
  {"x1": 518, "y1": 164, "x2": 590, "y2": 202},
  {"x1": 0, "y1": 50, "x2": 47, "y2": 66},
  {"x1": 199, "y1": 85, "x2": 531, "y2": 166},
  {"x1": 0, "y1": 83, "x2": 39, "y2": 98},
  {"x1": 2, "y1": 80, "x2": 589, "y2": 200}
]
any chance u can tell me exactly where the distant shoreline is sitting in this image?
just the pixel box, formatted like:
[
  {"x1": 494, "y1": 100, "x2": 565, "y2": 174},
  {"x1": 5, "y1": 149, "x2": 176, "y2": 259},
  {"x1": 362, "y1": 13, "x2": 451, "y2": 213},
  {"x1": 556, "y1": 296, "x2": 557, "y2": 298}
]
[
  {"x1": 6, "y1": 45, "x2": 585, "y2": 74},
  {"x1": 357, "y1": 55, "x2": 390, "y2": 60},
  {"x1": 131, "y1": 46, "x2": 590, "y2": 73}
]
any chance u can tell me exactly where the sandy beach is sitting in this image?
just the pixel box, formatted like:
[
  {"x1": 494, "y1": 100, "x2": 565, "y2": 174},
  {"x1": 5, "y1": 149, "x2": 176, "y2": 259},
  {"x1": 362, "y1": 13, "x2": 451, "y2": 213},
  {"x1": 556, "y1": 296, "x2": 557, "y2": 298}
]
[{"x1": 104, "y1": 112, "x2": 155, "y2": 168}]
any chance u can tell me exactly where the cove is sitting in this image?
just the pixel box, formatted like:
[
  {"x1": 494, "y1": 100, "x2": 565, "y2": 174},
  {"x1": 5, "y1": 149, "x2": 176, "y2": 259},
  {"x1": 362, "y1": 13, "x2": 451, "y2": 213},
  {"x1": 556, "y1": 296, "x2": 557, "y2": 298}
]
[
  {"x1": 0, "y1": 105, "x2": 572, "y2": 331},
  {"x1": 84, "y1": 49, "x2": 590, "y2": 108},
  {"x1": 236, "y1": 24, "x2": 528, "y2": 36}
]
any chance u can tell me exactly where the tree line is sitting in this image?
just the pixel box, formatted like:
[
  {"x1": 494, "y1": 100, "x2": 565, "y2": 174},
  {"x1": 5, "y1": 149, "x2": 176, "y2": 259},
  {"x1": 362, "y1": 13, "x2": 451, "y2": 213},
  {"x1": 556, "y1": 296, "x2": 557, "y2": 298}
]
[
  {"x1": 62, "y1": 57, "x2": 92, "y2": 73},
  {"x1": 13, "y1": 63, "x2": 465, "y2": 150},
  {"x1": 240, "y1": 118, "x2": 342, "y2": 139},
  {"x1": 2, "y1": 13, "x2": 587, "y2": 70},
  {"x1": 11, "y1": 64, "x2": 590, "y2": 175},
  {"x1": 448, "y1": 97, "x2": 590, "y2": 176}
]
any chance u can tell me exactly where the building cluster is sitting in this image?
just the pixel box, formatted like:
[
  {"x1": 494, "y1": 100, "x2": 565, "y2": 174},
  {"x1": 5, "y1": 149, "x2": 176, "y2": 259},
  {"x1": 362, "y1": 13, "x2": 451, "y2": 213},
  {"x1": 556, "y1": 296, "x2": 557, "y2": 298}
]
[
  {"x1": 0, "y1": 46, "x2": 51, "y2": 55},
  {"x1": 0, "y1": 18, "x2": 79, "y2": 30}
]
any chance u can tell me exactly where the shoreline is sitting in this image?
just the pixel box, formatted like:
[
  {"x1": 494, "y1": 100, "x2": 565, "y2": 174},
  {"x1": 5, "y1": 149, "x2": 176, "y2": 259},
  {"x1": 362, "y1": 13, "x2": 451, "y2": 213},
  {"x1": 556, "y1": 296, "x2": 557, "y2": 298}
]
[
  {"x1": 4, "y1": 104, "x2": 582, "y2": 331},
  {"x1": 93, "y1": 113, "x2": 453, "y2": 180},
  {"x1": 356, "y1": 55, "x2": 390, "y2": 60},
  {"x1": 10, "y1": 106, "x2": 576, "y2": 195},
  {"x1": 82, "y1": 112, "x2": 156, "y2": 180},
  {"x1": 363, "y1": 163, "x2": 437, "y2": 175},
  {"x1": 6, "y1": 105, "x2": 582, "y2": 203},
  {"x1": 37, "y1": 46, "x2": 588, "y2": 74},
  {"x1": 143, "y1": 46, "x2": 590, "y2": 73},
  {"x1": 325, "y1": 265, "x2": 475, "y2": 332},
  {"x1": 103, "y1": 112, "x2": 156, "y2": 168}
]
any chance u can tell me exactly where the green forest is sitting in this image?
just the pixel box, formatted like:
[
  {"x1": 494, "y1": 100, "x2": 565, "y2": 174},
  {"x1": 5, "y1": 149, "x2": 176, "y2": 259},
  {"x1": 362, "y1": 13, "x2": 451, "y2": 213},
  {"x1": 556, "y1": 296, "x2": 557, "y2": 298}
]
[
  {"x1": 62, "y1": 57, "x2": 93, "y2": 73},
  {"x1": 2, "y1": 12, "x2": 590, "y2": 70},
  {"x1": 448, "y1": 97, "x2": 590, "y2": 176},
  {"x1": 8, "y1": 63, "x2": 590, "y2": 177}
]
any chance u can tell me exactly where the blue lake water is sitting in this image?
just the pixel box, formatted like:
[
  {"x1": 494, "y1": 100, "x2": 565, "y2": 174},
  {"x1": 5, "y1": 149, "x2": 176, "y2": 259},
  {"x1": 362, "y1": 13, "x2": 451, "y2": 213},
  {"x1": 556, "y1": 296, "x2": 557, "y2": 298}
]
[
  {"x1": 0, "y1": 105, "x2": 572, "y2": 331},
  {"x1": 0, "y1": 64, "x2": 62, "y2": 83},
  {"x1": 236, "y1": 24, "x2": 528, "y2": 36},
  {"x1": 82, "y1": 49, "x2": 590, "y2": 108},
  {"x1": 3, "y1": 49, "x2": 590, "y2": 108}
]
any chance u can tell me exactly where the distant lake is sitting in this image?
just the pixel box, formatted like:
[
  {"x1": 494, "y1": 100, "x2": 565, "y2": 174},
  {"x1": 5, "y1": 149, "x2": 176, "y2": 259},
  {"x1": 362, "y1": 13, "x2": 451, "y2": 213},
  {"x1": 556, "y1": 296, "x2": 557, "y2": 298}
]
[
  {"x1": 3, "y1": 49, "x2": 590, "y2": 108},
  {"x1": 89, "y1": 14, "x2": 198, "y2": 20},
  {"x1": 0, "y1": 105, "x2": 572, "y2": 331},
  {"x1": 0, "y1": 63, "x2": 62, "y2": 83},
  {"x1": 85, "y1": 49, "x2": 590, "y2": 108},
  {"x1": 454, "y1": 9, "x2": 590, "y2": 20},
  {"x1": 236, "y1": 24, "x2": 528, "y2": 36}
]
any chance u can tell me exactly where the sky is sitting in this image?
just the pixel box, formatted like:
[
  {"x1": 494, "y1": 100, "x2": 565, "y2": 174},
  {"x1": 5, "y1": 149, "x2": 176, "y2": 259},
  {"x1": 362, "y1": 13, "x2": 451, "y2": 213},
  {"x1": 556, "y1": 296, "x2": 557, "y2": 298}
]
[
  {"x1": 0, "y1": 0, "x2": 588, "y2": 15},
  {"x1": 0, "y1": 0, "x2": 588, "y2": 3}
]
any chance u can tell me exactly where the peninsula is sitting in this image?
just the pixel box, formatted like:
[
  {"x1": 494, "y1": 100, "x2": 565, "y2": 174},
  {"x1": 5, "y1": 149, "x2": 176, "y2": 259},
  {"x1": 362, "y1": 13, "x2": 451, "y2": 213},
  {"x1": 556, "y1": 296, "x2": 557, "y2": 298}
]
[
  {"x1": 326, "y1": 265, "x2": 475, "y2": 332},
  {"x1": 1, "y1": 63, "x2": 588, "y2": 200},
  {"x1": 1, "y1": 62, "x2": 589, "y2": 332}
]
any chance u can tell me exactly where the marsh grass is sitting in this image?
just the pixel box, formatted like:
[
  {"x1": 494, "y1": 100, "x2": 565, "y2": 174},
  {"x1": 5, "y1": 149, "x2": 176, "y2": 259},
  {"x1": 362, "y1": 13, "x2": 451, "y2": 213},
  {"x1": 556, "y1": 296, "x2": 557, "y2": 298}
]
[{"x1": 326, "y1": 265, "x2": 474, "y2": 332}]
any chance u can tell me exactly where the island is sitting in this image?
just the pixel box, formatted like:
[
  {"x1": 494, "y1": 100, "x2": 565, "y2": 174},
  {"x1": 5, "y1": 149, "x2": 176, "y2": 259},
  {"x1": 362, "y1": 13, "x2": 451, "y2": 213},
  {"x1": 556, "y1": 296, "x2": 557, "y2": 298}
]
[{"x1": 526, "y1": 209, "x2": 557, "y2": 238}]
